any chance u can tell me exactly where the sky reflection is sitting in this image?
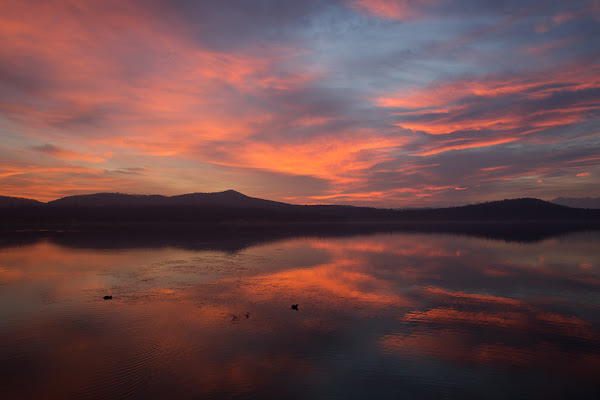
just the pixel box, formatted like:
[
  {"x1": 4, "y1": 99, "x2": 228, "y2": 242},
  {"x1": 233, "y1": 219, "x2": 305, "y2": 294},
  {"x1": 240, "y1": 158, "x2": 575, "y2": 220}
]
[{"x1": 1, "y1": 231, "x2": 599, "y2": 398}]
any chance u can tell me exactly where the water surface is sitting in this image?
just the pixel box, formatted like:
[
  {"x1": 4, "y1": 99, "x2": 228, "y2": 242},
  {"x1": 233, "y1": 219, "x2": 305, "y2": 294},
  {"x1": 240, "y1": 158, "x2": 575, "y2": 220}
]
[{"x1": 1, "y1": 230, "x2": 599, "y2": 399}]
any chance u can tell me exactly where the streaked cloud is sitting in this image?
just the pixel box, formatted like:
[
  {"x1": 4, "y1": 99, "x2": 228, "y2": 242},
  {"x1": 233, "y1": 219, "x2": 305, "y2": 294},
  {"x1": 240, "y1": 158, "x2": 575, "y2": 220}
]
[
  {"x1": 31, "y1": 144, "x2": 107, "y2": 163},
  {"x1": 348, "y1": 0, "x2": 443, "y2": 20},
  {"x1": 0, "y1": 0, "x2": 598, "y2": 206}
]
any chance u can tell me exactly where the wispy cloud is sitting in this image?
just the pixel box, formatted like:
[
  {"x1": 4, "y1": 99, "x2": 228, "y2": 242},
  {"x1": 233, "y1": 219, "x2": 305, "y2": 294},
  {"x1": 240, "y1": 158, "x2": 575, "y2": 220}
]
[
  {"x1": 0, "y1": 0, "x2": 598, "y2": 206},
  {"x1": 348, "y1": 0, "x2": 443, "y2": 20},
  {"x1": 31, "y1": 144, "x2": 107, "y2": 163}
]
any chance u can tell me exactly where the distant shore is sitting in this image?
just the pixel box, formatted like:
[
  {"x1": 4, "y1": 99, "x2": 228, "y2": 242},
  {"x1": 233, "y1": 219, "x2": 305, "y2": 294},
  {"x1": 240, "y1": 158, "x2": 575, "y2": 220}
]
[
  {"x1": 2, "y1": 219, "x2": 599, "y2": 246},
  {"x1": 2, "y1": 196, "x2": 599, "y2": 243}
]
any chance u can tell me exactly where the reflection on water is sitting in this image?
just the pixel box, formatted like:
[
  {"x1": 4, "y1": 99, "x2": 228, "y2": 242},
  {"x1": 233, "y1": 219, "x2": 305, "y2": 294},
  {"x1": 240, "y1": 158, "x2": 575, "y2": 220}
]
[{"x1": 1, "y1": 231, "x2": 599, "y2": 399}]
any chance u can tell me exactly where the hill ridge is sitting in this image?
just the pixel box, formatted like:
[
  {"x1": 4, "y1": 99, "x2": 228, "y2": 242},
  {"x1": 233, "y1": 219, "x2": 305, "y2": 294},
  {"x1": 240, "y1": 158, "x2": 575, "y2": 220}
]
[
  {"x1": 44, "y1": 190, "x2": 292, "y2": 209},
  {"x1": 1, "y1": 193, "x2": 599, "y2": 224}
]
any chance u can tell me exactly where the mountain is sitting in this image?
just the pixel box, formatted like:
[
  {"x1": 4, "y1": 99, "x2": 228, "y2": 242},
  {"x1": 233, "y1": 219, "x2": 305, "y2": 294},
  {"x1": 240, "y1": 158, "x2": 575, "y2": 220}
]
[
  {"x1": 400, "y1": 198, "x2": 586, "y2": 220},
  {"x1": 48, "y1": 193, "x2": 170, "y2": 206},
  {"x1": 0, "y1": 195, "x2": 42, "y2": 207},
  {"x1": 1, "y1": 193, "x2": 599, "y2": 225},
  {"x1": 551, "y1": 197, "x2": 600, "y2": 209},
  {"x1": 47, "y1": 190, "x2": 291, "y2": 209},
  {"x1": 169, "y1": 190, "x2": 292, "y2": 209}
]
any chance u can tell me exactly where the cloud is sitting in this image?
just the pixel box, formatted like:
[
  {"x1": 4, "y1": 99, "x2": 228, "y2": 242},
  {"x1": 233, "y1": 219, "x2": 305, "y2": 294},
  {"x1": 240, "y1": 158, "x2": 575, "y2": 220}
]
[
  {"x1": 535, "y1": 0, "x2": 600, "y2": 32},
  {"x1": 0, "y1": 0, "x2": 598, "y2": 206},
  {"x1": 349, "y1": 0, "x2": 598, "y2": 23},
  {"x1": 348, "y1": 0, "x2": 442, "y2": 20},
  {"x1": 32, "y1": 144, "x2": 107, "y2": 163},
  {"x1": 376, "y1": 61, "x2": 600, "y2": 158},
  {"x1": 0, "y1": 0, "x2": 320, "y2": 134}
]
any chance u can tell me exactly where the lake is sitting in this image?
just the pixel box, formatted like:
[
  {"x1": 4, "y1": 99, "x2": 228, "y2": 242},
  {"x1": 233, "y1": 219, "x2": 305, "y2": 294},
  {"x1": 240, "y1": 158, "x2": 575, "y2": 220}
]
[{"x1": 1, "y1": 229, "x2": 599, "y2": 399}]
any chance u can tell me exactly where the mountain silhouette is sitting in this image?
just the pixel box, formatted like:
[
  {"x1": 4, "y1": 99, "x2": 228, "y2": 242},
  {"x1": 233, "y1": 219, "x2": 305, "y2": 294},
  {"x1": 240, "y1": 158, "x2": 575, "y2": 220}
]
[
  {"x1": 48, "y1": 190, "x2": 292, "y2": 209},
  {"x1": 1, "y1": 192, "x2": 599, "y2": 225},
  {"x1": 402, "y1": 198, "x2": 589, "y2": 220},
  {"x1": 48, "y1": 193, "x2": 170, "y2": 206},
  {"x1": 169, "y1": 190, "x2": 292, "y2": 209},
  {"x1": 0, "y1": 195, "x2": 42, "y2": 207}
]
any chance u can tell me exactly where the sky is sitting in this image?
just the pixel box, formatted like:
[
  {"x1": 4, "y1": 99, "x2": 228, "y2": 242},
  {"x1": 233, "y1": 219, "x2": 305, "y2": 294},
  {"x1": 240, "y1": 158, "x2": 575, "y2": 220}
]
[{"x1": 0, "y1": 0, "x2": 599, "y2": 207}]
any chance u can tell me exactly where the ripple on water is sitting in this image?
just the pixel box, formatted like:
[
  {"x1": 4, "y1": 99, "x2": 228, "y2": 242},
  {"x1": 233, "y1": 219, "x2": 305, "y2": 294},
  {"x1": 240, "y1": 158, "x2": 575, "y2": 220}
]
[{"x1": 74, "y1": 307, "x2": 162, "y2": 400}]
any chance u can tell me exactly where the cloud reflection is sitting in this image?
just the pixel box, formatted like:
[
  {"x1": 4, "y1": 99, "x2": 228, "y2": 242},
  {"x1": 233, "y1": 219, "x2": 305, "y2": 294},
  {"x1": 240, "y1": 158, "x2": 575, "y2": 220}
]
[{"x1": 1, "y1": 231, "x2": 600, "y2": 397}]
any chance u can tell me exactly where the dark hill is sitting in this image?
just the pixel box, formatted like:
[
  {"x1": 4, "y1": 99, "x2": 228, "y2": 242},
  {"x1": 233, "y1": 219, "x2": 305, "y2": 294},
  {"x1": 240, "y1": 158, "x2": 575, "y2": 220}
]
[
  {"x1": 0, "y1": 195, "x2": 42, "y2": 207},
  {"x1": 47, "y1": 190, "x2": 292, "y2": 209},
  {"x1": 400, "y1": 198, "x2": 593, "y2": 220},
  {"x1": 1, "y1": 193, "x2": 599, "y2": 226},
  {"x1": 170, "y1": 190, "x2": 292, "y2": 209},
  {"x1": 48, "y1": 193, "x2": 170, "y2": 206}
]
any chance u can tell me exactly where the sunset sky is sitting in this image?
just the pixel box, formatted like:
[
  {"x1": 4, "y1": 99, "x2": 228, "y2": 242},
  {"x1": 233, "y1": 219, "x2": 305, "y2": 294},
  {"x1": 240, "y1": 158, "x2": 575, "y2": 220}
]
[{"x1": 1, "y1": 0, "x2": 599, "y2": 207}]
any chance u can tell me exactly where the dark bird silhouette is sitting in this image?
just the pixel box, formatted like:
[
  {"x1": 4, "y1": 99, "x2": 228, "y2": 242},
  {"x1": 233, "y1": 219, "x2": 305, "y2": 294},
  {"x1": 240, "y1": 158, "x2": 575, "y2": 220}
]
[
  {"x1": 103, "y1": 295, "x2": 112, "y2": 300},
  {"x1": 291, "y1": 304, "x2": 298, "y2": 310}
]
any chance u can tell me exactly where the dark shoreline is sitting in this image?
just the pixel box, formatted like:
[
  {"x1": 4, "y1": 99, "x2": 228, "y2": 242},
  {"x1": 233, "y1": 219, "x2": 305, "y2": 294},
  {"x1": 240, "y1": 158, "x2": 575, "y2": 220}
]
[
  {"x1": 3, "y1": 218, "x2": 600, "y2": 229},
  {"x1": 2, "y1": 219, "x2": 599, "y2": 250}
]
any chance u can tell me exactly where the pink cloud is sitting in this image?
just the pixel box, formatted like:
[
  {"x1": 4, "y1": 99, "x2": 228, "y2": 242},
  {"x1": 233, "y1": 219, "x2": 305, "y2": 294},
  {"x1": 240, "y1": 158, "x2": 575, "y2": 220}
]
[
  {"x1": 535, "y1": 1, "x2": 600, "y2": 32},
  {"x1": 375, "y1": 61, "x2": 600, "y2": 159},
  {"x1": 32, "y1": 144, "x2": 107, "y2": 163},
  {"x1": 348, "y1": 0, "x2": 442, "y2": 20},
  {"x1": 520, "y1": 37, "x2": 576, "y2": 56},
  {"x1": 0, "y1": 0, "x2": 598, "y2": 207}
]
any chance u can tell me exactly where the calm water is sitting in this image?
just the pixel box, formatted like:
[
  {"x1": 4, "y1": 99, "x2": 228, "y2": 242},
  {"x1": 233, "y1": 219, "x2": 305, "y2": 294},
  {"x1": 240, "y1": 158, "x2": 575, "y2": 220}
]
[{"x1": 1, "y1": 230, "x2": 600, "y2": 399}]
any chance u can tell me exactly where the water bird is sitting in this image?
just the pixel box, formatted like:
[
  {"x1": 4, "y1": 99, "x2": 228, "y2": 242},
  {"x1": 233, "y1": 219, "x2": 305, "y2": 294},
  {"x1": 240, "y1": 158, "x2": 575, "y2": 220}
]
[
  {"x1": 291, "y1": 304, "x2": 298, "y2": 310},
  {"x1": 103, "y1": 295, "x2": 112, "y2": 300}
]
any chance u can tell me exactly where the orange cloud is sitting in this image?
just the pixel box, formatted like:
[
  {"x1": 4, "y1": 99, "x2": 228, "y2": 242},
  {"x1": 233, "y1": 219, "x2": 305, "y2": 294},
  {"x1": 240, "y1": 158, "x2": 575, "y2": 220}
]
[
  {"x1": 577, "y1": 172, "x2": 590, "y2": 177},
  {"x1": 200, "y1": 133, "x2": 414, "y2": 186}
]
